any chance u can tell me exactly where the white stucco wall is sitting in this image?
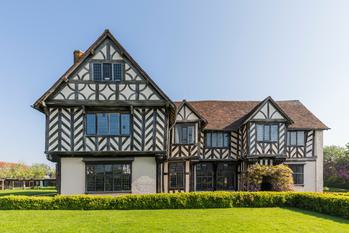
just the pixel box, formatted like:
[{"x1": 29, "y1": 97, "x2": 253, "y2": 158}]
[
  {"x1": 314, "y1": 130, "x2": 324, "y2": 192},
  {"x1": 287, "y1": 130, "x2": 324, "y2": 192},
  {"x1": 60, "y1": 157, "x2": 85, "y2": 195},
  {"x1": 132, "y1": 157, "x2": 157, "y2": 194},
  {"x1": 60, "y1": 156, "x2": 157, "y2": 195}
]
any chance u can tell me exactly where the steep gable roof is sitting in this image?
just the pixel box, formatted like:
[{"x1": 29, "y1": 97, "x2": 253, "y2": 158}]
[
  {"x1": 183, "y1": 99, "x2": 328, "y2": 130},
  {"x1": 242, "y1": 96, "x2": 293, "y2": 124},
  {"x1": 33, "y1": 29, "x2": 175, "y2": 112},
  {"x1": 175, "y1": 100, "x2": 208, "y2": 125}
]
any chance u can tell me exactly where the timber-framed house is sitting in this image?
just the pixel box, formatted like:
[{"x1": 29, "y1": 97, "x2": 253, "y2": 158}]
[{"x1": 33, "y1": 30, "x2": 328, "y2": 194}]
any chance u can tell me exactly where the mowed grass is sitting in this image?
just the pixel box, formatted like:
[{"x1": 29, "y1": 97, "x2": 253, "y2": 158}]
[
  {"x1": 0, "y1": 208, "x2": 348, "y2": 233},
  {"x1": 0, "y1": 188, "x2": 57, "y2": 197}
]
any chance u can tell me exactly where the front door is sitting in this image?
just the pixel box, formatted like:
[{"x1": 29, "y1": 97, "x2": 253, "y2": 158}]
[{"x1": 195, "y1": 162, "x2": 236, "y2": 191}]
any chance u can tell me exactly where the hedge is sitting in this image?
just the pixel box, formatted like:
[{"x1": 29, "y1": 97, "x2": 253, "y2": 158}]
[{"x1": 0, "y1": 192, "x2": 348, "y2": 219}]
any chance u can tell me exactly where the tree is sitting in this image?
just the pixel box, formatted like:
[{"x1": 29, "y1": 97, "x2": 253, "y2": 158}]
[
  {"x1": 0, "y1": 162, "x2": 54, "y2": 180},
  {"x1": 324, "y1": 145, "x2": 349, "y2": 189},
  {"x1": 30, "y1": 163, "x2": 51, "y2": 179}
]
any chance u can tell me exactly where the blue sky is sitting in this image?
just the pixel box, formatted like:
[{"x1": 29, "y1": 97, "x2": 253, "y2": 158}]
[{"x1": 0, "y1": 1, "x2": 347, "y2": 164}]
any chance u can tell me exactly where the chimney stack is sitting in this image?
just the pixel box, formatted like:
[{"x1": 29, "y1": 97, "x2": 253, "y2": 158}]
[{"x1": 73, "y1": 50, "x2": 84, "y2": 64}]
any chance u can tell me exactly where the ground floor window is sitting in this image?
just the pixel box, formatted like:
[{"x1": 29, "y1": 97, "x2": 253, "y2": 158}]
[
  {"x1": 288, "y1": 164, "x2": 304, "y2": 185},
  {"x1": 169, "y1": 162, "x2": 185, "y2": 190},
  {"x1": 196, "y1": 162, "x2": 235, "y2": 191},
  {"x1": 216, "y1": 163, "x2": 235, "y2": 190},
  {"x1": 86, "y1": 162, "x2": 131, "y2": 192},
  {"x1": 196, "y1": 163, "x2": 214, "y2": 191}
]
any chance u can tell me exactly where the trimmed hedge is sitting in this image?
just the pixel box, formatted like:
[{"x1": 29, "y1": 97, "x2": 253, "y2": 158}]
[{"x1": 0, "y1": 192, "x2": 348, "y2": 219}]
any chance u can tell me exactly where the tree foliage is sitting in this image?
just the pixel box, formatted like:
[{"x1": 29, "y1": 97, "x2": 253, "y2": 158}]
[
  {"x1": 324, "y1": 145, "x2": 349, "y2": 189},
  {"x1": 0, "y1": 163, "x2": 55, "y2": 179}
]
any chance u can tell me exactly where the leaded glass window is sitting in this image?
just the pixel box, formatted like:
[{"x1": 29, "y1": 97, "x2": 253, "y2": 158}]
[
  {"x1": 86, "y1": 163, "x2": 131, "y2": 192},
  {"x1": 86, "y1": 113, "x2": 130, "y2": 136},
  {"x1": 169, "y1": 162, "x2": 184, "y2": 190},
  {"x1": 92, "y1": 62, "x2": 123, "y2": 81},
  {"x1": 175, "y1": 124, "x2": 195, "y2": 144},
  {"x1": 287, "y1": 131, "x2": 305, "y2": 146},
  {"x1": 256, "y1": 124, "x2": 278, "y2": 142},
  {"x1": 205, "y1": 132, "x2": 229, "y2": 148}
]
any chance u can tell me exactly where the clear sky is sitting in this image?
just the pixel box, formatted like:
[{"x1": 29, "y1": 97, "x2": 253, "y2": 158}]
[{"x1": 0, "y1": 1, "x2": 347, "y2": 164}]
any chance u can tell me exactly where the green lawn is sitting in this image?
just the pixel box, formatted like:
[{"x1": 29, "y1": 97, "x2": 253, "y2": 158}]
[
  {"x1": 0, "y1": 188, "x2": 57, "y2": 197},
  {"x1": 0, "y1": 208, "x2": 348, "y2": 233}
]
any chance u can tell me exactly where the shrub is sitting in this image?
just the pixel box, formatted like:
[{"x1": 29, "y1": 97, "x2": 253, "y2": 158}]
[
  {"x1": 0, "y1": 192, "x2": 349, "y2": 219},
  {"x1": 243, "y1": 164, "x2": 294, "y2": 191}
]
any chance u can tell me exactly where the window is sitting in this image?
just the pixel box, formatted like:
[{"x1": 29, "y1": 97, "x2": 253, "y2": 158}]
[
  {"x1": 288, "y1": 164, "x2": 304, "y2": 185},
  {"x1": 102, "y1": 63, "x2": 112, "y2": 80},
  {"x1": 92, "y1": 62, "x2": 123, "y2": 81},
  {"x1": 205, "y1": 132, "x2": 229, "y2": 148},
  {"x1": 86, "y1": 163, "x2": 131, "y2": 192},
  {"x1": 93, "y1": 63, "x2": 102, "y2": 81},
  {"x1": 196, "y1": 162, "x2": 235, "y2": 191},
  {"x1": 113, "y1": 63, "x2": 122, "y2": 81},
  {"x1": 216, "y1": 163, "x2": 235, "y2": 190},
  {"x1": 86, "y1": 113, "x2": 130, "y2": 136},
  {"x1": 287, "y1": 131, "x2": 305, "y2": 146},
  {"x1": 175, "y1": 124, "x2": 195, "y2": 144},
  {"x1": 169, "y1": 162, "x2": 184, "y2": 190},
  {"x1": 256, "y1": 124, "x2": 278, "y2": 142},
  {"x1": 196, "y1": 163, "x2": 214, "y2": 191}
]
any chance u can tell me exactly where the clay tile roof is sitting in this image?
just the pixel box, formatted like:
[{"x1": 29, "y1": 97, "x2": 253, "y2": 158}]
[
  {"x1": 175, "y1": 100, "x2": 328, "y2": 130},
  {"x1": 0, "y1": 161, "x2": 20, "y2": 168}
]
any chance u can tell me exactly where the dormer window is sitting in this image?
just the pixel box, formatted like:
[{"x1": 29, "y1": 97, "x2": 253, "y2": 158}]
[
  {"x1": 92, "y1": 62, "x2": 123, "y2": 81},
  {"x1": 175, "y1": 124, "x2": 195, "y2": 144}
]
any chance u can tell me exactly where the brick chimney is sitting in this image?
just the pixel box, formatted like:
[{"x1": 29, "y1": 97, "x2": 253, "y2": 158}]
[{"x1": 73, "y1": 50, "x2": 84, "y2": 64}]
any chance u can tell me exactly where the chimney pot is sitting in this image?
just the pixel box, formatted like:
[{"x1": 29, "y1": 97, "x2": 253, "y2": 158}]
[{"x1": 73, "y1": 50, "x2": 84, "y2": 64}]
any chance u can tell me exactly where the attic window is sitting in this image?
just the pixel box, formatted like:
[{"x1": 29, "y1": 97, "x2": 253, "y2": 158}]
[{"x1": 92, "y1": 62, "x2": 123, "y2": 81}]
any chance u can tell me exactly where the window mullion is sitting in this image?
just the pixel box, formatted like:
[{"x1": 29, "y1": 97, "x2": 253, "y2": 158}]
[{"x1": 95, "y1": 113, "x2": 98, "y2": 136}]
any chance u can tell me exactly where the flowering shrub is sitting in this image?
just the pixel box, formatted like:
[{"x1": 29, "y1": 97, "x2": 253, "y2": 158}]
[{"x1": 244, "y1": 164, "x2": 294, "y2": 191}]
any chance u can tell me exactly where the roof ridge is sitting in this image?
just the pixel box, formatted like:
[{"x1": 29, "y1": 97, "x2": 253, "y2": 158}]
[{"x1": 175, "y1": 99, "x2": 301, "y2": 103}]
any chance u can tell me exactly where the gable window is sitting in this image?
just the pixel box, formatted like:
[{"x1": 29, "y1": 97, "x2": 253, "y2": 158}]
[
  {"x1": 92, "y1": 62, "x2": 123, "y2": 81},
  {"x1": 86, "y1": 162, "x2": 131, "y2": 193},
  {"x1": 86, "y1": 113, "x2": 130, "y2": 136},
  {"x1": 175, "y1": 124, "x2": 195, "y2": 144},
  {"x1": 169, "y1": 162, "x2": 184, "y2": 190},
  {"x1": 287, "y1": 131, "x2": 305, "y2": 146},
  {"x1": 205, "y1": 132, "x2": 229, "y2": 148},
  {"x1": 288, "y1": 164, "x2": 304, "y2": 185},
  {"x1": 256, "y1": 124, "x2": 278, "y2": 142}
]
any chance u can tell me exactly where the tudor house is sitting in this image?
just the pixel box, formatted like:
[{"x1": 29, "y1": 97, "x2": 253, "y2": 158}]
[{"x1": 33, "y1": 30, "x2": 328, "y2": 194}]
